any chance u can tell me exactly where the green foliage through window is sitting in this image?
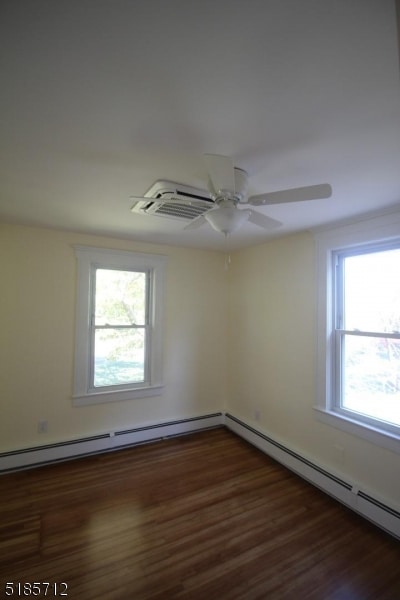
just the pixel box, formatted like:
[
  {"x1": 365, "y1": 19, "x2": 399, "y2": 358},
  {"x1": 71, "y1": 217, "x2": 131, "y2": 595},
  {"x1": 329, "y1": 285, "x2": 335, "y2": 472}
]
[{"x1": 93, "y1": 269, "x2": 148, "y2": 387}]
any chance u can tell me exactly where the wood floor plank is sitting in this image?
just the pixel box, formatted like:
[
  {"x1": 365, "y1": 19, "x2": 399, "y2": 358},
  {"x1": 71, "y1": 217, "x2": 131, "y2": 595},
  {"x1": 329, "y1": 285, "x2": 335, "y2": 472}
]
[{"x1": 0, "y1": 427, "x2": 399, "y2": 599}]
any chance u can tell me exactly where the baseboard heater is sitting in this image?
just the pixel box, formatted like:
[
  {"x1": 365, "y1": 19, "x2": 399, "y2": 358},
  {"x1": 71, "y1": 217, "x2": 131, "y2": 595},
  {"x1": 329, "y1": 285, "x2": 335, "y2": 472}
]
[
  {"x1": 225, "y1": 413, "x2": 400, "y2": 541},
  {"x1": 2, "y1": 411, "x2": 398, "y2": 540},
  {"x1": 0, "y1": 413, "x2": 224, "y2": 473}
]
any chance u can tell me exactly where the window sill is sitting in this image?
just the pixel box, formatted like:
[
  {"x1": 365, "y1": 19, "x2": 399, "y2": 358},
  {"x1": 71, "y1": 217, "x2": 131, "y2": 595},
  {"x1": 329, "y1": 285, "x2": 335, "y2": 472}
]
[
  {"x1": 73, "y1": 384, "x2": 164, "y2": 407},
  {"x1": 314, "y1": 406, "x2": 400, "y2": 454}
]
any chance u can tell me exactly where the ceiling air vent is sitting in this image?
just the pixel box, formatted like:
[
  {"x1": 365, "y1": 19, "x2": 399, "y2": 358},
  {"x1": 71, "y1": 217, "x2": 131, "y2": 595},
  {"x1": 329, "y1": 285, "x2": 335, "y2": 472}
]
[{"x1": 131, "y1": 180, "x2": 214, "y2": 221}]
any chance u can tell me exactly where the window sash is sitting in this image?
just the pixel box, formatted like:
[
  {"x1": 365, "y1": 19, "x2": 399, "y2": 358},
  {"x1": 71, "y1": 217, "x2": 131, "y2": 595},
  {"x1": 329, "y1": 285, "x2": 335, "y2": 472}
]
[
  {"x1": 89, "y1": 266, "x2": 151, "y2": 391},
  {"x1": 93, "y1": 267, "x2": 149, "y2": 327},
  {"x1": 90, "y1": 324, "x2": 149, "y2": 391}
]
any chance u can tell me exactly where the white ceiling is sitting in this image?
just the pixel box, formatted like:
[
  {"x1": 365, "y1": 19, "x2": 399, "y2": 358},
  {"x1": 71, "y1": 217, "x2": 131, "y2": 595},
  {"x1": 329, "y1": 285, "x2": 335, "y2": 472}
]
[{"x1": 1, "y1": 0, "x2": 400, "y2": 250}]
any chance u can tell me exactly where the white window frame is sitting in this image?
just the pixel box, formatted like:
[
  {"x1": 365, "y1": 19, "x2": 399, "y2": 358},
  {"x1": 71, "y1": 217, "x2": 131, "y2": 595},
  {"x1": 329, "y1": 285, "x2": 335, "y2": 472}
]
[
  {"x1": 314, "y1": 210, "x2": 400, "y2": 454},
  {"x1": 73, "y1": 246, "x2": 166, "y2": 406}
]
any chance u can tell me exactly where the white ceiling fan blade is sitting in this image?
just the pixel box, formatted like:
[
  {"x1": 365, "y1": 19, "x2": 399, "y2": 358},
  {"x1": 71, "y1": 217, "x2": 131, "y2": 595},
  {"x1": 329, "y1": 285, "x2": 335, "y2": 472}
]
[
  {"x1": 204, "y1": 154, "x2": 235, "y2": 194},
  {"x1": 247, "y1": 209, "x2": 282, "y2": 229},
  {"x1": 248, "y1": 183, "x2": 332, "y2": 206},
  {"x1": 183, "y1": 214, "x2": 207, "y2": 230}
]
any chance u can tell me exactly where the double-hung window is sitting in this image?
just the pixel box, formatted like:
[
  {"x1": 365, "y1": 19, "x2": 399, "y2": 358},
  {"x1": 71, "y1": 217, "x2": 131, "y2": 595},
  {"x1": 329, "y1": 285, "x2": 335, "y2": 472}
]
[
  {"x1": 334, "y1": 244, "x2": 400, "y2": 431},
  {"x1": 315, "y1": 211, "x2": 400, "y2": 452},
  {"x1": 73, "y1": 246, "x2": 165, "y2": 406}
]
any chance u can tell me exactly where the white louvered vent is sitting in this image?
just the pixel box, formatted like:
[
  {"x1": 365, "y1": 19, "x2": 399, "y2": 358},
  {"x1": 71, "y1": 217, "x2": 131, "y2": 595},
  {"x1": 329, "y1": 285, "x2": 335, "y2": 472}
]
[{"x1": 131, "y1": 181, "x2": 214, "y2": 221}]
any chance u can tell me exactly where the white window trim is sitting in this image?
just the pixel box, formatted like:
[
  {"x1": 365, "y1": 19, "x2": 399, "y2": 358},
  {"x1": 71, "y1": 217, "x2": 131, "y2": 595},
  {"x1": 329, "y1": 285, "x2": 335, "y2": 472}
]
[
  {"x1": 314, "y1": 209, "x2": 400, "y2": 454},
  {"x1": 73, "y1": 246, "x2": 166, "y2": 406}
]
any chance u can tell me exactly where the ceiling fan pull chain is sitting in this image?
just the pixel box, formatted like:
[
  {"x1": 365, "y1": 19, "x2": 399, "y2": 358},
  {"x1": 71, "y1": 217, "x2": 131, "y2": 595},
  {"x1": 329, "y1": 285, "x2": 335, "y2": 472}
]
[
  {"x1": 224, "y1": 233, "x2": 232, "y2": 271},
  {"x1": 224, "y1": 253, "x2": 232, "y2": 271}
]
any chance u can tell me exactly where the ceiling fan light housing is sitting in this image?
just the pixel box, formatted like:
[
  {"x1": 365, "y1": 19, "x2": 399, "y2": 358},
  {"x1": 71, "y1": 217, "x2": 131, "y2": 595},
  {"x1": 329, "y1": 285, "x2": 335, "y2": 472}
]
[{"x1": 204, "y1": 201, "x2": 249, "y2": 234}]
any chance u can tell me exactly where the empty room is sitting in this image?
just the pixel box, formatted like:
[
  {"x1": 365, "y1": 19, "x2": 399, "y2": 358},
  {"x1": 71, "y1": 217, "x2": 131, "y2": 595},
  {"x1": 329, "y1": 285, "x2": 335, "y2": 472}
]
[{"x1": 1, "y1": 1, "x2": 400, "y2": 598}]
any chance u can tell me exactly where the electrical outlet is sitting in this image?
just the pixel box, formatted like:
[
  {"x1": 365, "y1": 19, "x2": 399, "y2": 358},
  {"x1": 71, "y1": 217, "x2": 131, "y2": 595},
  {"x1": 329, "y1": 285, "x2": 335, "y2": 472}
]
[
  {"x1": 254, "y1": 409, "x2": 261, "y2": 422},
  {"x1": 38, "y1": 420, "x2": 48, "y2": 434}
]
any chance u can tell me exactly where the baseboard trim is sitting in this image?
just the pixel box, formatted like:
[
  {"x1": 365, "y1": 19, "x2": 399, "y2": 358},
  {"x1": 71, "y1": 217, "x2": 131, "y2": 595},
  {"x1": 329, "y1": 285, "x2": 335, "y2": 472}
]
[
  {"x1": 0, "y1": 413, "x2": 224, "y2": 473},
  {"x1": 225, "y1": 412, "x2": 400, "y2": 540}
]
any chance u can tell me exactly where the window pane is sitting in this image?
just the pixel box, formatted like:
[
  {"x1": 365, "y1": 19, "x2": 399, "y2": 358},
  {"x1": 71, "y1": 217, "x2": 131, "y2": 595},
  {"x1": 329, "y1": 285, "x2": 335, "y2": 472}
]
[
  {"x1": 342, "y1": 334, "x2": 400, "y2": 426},
  {"x1": 94, "y1": 328, "x2": 145, "y2": 387},
  {"x1": 343, "y1": 248, "x2": 400, "y2": 333},
  {"x1": 95, "y1": 269, "x2": 147, "y2": 326}
]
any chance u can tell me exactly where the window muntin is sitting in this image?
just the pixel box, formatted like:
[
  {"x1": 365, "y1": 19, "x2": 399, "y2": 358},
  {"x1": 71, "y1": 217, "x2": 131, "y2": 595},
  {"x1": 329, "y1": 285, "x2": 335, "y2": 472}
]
[{"x1": 334, "y1": 245, "x2": 400, "y2": 430}]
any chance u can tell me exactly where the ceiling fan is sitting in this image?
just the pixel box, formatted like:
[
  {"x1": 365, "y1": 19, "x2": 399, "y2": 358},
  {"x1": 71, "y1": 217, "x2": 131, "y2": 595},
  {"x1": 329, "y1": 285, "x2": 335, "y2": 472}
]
[{"x1": 131, "y1": 154, "x2": 332, "y2": 236}]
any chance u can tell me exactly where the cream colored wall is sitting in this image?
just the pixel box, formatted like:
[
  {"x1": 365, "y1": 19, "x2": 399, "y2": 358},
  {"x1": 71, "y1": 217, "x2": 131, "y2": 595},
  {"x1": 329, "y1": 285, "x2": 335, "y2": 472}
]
[
  {"x1": 1, "y1": 222, "x2": 398, "y2": 509},
  {"x1": 227, "y1": 232, "x2": 400, "y2": 508},
  {"x1": 0, "y1": 223, "x2": 228, "y2": 451}
]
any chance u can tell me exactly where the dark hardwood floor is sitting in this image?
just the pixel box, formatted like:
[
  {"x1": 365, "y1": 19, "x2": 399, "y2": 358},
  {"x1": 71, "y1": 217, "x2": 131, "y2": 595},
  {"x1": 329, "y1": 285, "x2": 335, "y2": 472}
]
[{"x1": 0, "y1": 427, "x2": 399, "y2": 599}]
